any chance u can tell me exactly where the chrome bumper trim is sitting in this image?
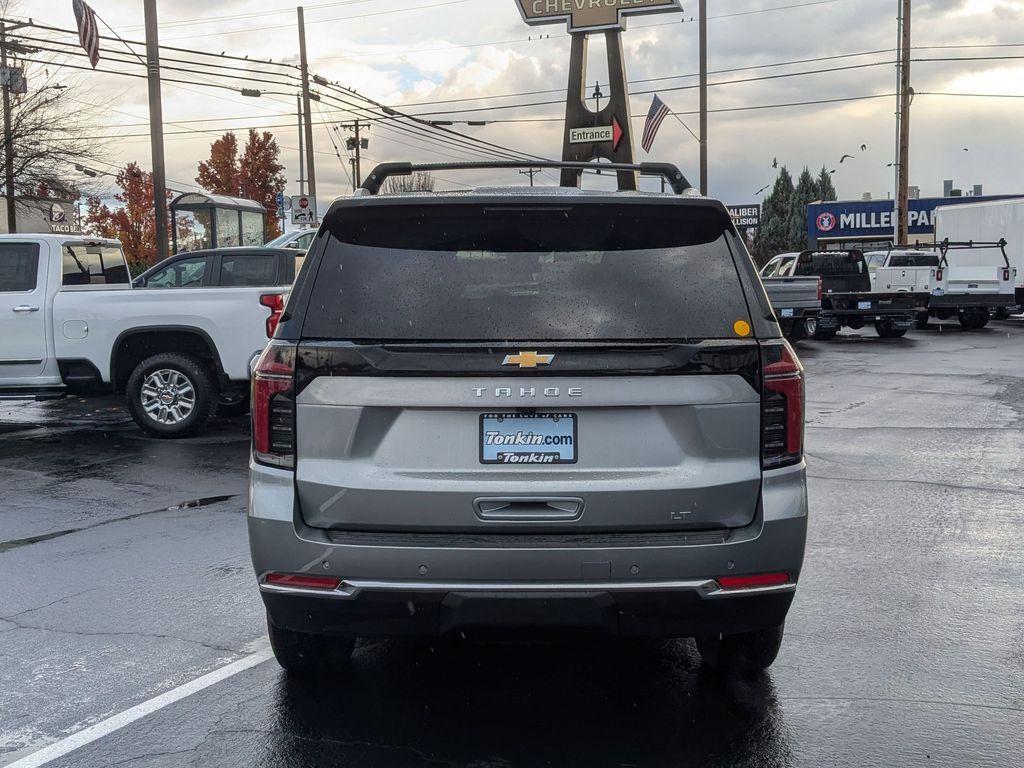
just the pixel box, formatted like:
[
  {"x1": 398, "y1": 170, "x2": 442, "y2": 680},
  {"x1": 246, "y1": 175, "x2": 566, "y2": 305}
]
[{"x1": 258, "y1": 576, "x2": 796, "y2": 601}]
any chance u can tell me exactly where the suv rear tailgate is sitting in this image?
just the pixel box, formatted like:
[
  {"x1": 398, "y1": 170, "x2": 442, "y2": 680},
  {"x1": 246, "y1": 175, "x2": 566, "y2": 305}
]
[{"x1": 294, "y1": 368, "x2": 761, "y2": 533}]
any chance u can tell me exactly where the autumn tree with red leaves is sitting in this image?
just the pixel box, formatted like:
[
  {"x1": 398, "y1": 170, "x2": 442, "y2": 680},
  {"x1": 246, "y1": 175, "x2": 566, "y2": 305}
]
[
  {"x1": 83, "y1": 162, "x2": 173, "y2": 274},
  {"x1": 196, "y1": 129, "x2": 286, "y2": 238}
]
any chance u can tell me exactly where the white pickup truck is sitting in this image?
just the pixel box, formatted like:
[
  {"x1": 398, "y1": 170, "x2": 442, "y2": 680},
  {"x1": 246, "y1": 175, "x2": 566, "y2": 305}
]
[{"x1": 0, "y1": 234, "x2": 286, "y2": 436}]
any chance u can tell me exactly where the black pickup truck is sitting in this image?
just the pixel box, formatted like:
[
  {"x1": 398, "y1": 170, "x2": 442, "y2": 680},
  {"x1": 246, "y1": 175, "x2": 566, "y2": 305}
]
[{"x1": 794, "y1": 250, "x2": 929, "y2": 339}]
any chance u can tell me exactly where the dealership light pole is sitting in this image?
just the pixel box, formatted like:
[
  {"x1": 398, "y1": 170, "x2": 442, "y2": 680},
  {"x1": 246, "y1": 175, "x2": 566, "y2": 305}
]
[
  {"x1": 896, "y1": 0, "x2": 911, "y2": 243},
  {"x1": 1, "y1": 21, "x2": 17, "y2": 232}
]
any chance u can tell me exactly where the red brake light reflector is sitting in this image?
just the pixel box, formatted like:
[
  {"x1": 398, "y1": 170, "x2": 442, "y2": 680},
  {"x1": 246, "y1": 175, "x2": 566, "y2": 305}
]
[
  {"x1": 717, "y1": 572, "x2": 790, "y2": 590},
  {"x1": 252, "y1": 341, "x2": 296, "y2": 468},
  {"x1": 260, "y1": 293, "x2": 286, "y2": 338},
  {"x1": 265, "y1": 572, "x2": 341, "y2": 590}
]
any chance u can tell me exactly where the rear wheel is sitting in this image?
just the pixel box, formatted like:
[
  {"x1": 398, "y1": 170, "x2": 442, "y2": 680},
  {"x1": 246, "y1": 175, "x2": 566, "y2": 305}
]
[
  {"x1": 959, "y1": 310, "x2": 989, "y2": 330},
  {"x1": 126, "y1": 353, "x2": 217, "y2": 438},
  {"x1": 812, "y1": 324, "x2": 837, "y2": 341},
  {"x1": 267, "y1": 613, "x2": 355, "y2": 673},
  {"x1": 875, "y1": 320, "x2": 907, "y2": 338},
  {"x1": 696, "y1": 624, "x2": 785, "y2": 672},
  {"x1": 802, "y1": 316, "x2": 817, "y2": 339},
  {"x1": 217, "y1": 389, "x2": 250, "y2": 418},
  {"x1": 914, "y1": 312, "x2": 930, "y2": 330}
]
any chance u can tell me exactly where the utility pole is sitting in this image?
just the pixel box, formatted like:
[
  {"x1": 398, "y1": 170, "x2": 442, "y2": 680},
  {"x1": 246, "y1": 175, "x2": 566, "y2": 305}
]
[
  {"x1": 896, "y1": 0, "x2": 912, "y2": 243},
  {"x1": 296, "y1": 95, "x2": 305, "y2": 196},
  {"x1": 343, "y1": 120, "x2": 367, "y2": 190},
  {"x1": 297, "y1": 7, "x2": 317, "y2": 208},
  {"x1": 1, "y1": 22, "x2": 17, "y2": 233},
  {"x1": 143, "y1": 0, "x2": 169, "y2": 259},
  {"x1": 352, "y1": 119, "x2": 362, "y2": 188},
  {"x1": 698, "y1": 0, "x2": 708, "y2": 195},
  {"x1": 518, "y1": 168, "x2": 539, "y2": 187}
]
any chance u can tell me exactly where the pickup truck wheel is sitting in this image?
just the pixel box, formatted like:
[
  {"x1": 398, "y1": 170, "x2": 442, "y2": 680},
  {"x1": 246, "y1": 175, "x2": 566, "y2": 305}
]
[
  {"x1": 915, "y1": 312, "x2": 930, "y2": 330},
  {"x1": 127, "y1": 353, "x2": 217, "y2": 438},
  {"x1": 267, "y1": 613, "x2": 355, "y2": 673},
  {"x1": 802, "y1": 316, "x2": 817, "y2": 339},
  {"x1": 812, "y1": 325, "x2": 837, "y2": 341},
  {"x1": 696, "y1": 624, "x2": 784, "y2": 672},
  {"x1": 958, "y1": 311, "x2": 989, "y2": 330},
  {"x1": 874, "y1": 320, "x2": 907, "y2": 339}
]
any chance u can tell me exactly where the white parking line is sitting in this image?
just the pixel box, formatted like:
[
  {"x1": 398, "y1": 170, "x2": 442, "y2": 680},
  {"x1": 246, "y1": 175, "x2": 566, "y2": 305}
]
[{"x1": 7, "y1": 646, "x2": 274, "y2": 768}]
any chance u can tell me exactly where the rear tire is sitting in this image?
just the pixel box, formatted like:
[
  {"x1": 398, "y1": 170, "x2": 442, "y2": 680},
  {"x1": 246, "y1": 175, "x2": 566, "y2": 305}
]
[
  {"x1": 874, "y1": 320, "x2": 907, "y2": 338},
  {"x1": 267, "y1": 613, "x2": 355, "y2": 674},
  {"x1": 217, "y1": 389, "x2": 250, "y2": 418},
  {"x1": 696, "y1": 624, "x2": 785, "y2": 672},
  {"x1": 915, "y1": 312, "x2": 930, "y2": 330},
  {"x1": 812, "y1": 325, "x2": 837, "y2": 341},
  {"x1": 126, "y1": 353, "x2": 217, "y2": 438},
  {"x1": 959, "y1": 311, "x2": 989, "y2": 330}
]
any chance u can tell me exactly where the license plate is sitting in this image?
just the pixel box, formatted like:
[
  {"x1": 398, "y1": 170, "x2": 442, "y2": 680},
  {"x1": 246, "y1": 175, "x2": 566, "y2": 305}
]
[
  {"x1": 857, "y1": 301, "x2": 872, "y2": 309},
  {"x1": 480, "y1": 412, "x2": 577, "y2": 464},
  {"x1": 780, "y1": 308, "x2": 794, "y2": 317}
]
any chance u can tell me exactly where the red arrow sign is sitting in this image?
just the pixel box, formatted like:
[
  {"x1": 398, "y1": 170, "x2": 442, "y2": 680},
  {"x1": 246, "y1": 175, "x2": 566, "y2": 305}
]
[{"x1": 612, "y1": 116, "x2": 624, "y2": 151}]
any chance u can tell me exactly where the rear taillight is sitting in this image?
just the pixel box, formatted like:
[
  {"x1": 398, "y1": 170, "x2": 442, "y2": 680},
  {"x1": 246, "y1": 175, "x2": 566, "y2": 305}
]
[
  {"x1": 1002, "y1": 267, "x2": 1011, "y2": 282},
  {"x1": 761, "y1": 340, "x2": 804, "y2": 469},
  {"x1": 265, "y1": 572, "x2": 340, "y2": 590},
  {"x1": 252, "y1": 340, "x2": 295, "y2": 468},
  {"x1": 936, "y1": 268, "x2": 944, "y2": 282},
  {"x1": 716, "y1": 572, "x2": 790, "y2": 590},
  {"x1": 816, "y1": 277, "x2": 822, "y2": 302},
  {"x1": 260, "y1": 293, "x2": 285, "y2": 338}
]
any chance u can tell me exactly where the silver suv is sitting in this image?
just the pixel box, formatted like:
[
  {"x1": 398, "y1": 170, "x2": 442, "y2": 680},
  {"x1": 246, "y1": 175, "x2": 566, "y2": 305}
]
[{"x1": 248, "y1": 161, "x2": 807, "y2": 673}]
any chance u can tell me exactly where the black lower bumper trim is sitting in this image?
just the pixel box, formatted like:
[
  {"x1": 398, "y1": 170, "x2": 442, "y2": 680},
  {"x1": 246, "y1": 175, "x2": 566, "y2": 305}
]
[{"x1": 262, "y1": 588, "x2": 795, "y2": 639}]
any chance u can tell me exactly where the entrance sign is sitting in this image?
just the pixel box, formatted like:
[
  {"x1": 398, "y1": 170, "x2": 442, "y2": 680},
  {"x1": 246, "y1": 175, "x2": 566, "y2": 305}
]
[
  {"x1": 568, "y1": 118, "x2": 624, "y2": 150},
  {"x1": 515, "y1": 0, "x2": 681, "y2": 33},
  {"x1": 569, "y1": 126, "x2": 612, "y2": 144}
]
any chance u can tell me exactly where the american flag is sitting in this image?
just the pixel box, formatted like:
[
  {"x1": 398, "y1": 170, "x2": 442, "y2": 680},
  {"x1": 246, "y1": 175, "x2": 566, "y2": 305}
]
[
  {"x1": 73, "y1": 0, "x2": 100, "y2": 69},
  {"x1": 640, "y1": 95, "x2": 671, "y2": 154}
]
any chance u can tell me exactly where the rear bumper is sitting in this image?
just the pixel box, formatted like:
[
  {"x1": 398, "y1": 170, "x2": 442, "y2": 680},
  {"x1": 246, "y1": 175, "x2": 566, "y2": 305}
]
[
  {"x1": 247, "y1": 461, "x2": 808, "y2": 639},
  {"x1": 929, "y1": 293, "x2": 1016, "y2": 309}
]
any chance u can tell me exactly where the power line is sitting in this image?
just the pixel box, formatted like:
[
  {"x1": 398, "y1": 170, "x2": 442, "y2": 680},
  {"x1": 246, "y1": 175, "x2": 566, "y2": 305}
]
[
  {"x1": 114, "y1": 0, "x2": 377, "y2": 32},
  {"x1": 160, "y1": 0, "x2": 473, "y2": 42}
]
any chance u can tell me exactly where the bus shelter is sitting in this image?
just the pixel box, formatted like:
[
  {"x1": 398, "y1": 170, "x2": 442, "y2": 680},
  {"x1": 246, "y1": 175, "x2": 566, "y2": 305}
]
[{"x1": 170, "y1": 192, "x2": 267, "y2": 253}]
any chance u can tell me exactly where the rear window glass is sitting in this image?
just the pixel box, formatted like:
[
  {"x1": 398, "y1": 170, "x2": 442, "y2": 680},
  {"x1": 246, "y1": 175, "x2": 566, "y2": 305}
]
[
  {"x1": 0, "y1": 243, "x2": 39, "y2": 291},
  {"x1": 62, "y1": 245, "x2": 130, "y2": 286},
  {"x1": 219, "y1": 253, "x2": 278, "y2": 286},
  {"x1": 889, "y1": 252, "x2": 939, "y2": 267},
  {"x1": 302, "y1": 203, "x2": 750, "y2": 341},
  {"x1": 796, "y1": 253, "x2": 864, "y2": 276}
]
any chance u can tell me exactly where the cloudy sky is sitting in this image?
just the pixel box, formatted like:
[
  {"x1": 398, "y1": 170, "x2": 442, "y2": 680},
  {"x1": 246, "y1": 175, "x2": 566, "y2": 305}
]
[{"x1": 14, "y1": 0, "x2": 1024, "y2": 209}]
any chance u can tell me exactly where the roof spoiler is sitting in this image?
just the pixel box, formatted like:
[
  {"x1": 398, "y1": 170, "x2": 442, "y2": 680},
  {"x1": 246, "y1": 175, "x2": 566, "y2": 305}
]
[{"x1": 359, "y1": 161, "x2": 694, "y2": 196}]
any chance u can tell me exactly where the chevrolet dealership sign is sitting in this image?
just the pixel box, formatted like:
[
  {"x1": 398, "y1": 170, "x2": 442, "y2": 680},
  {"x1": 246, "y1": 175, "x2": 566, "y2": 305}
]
[{"x1": 515, "y1": 0, "x2": 681, "y2": 32}]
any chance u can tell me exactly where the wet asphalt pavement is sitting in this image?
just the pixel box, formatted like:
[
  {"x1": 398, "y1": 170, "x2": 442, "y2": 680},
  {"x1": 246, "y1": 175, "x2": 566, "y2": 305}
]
[{"x1": 2, "y1": 321, "x2": 1023, "y2": 767}]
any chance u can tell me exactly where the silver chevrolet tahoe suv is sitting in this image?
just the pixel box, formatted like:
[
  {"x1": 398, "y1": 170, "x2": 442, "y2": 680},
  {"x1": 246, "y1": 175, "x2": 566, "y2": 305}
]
[{"x1": 248, "y1": 161, "x2": 808, "y2": 674}]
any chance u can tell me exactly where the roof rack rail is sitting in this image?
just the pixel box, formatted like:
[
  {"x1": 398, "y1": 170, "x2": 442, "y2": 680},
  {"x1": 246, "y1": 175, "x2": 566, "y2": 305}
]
[{"x1": 359, "y1": 161, "x2": 694, "y2": 196}]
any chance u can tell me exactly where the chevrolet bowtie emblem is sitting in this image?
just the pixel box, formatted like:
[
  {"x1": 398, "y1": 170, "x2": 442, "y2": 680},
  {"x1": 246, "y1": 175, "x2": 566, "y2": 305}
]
[{"x1": 502, "y1": 351, "x2": 554, "y2": 368}]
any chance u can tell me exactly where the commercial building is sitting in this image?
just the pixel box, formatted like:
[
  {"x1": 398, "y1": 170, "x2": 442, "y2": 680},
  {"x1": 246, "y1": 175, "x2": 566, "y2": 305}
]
[{"x1": 0, "y1": 196, "x2": 80, "y2": 235}]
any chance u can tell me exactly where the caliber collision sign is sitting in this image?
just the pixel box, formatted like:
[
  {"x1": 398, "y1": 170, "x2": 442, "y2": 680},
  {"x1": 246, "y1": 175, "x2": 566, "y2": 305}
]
[{"x1": 515, "y1": 0, "x2": 681, "y2": 32}]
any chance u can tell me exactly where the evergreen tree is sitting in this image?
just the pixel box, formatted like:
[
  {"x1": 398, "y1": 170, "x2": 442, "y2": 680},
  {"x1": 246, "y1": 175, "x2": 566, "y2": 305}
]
[
  {"x1": 816, "y1": 166, "x2": 837, "y2": 201},
  {"x1": 752, "y1": 166, "x2": 794, "y2": 266},
  {"x1": 787, "y1": 167, "x2": 819, "y2": 251}
]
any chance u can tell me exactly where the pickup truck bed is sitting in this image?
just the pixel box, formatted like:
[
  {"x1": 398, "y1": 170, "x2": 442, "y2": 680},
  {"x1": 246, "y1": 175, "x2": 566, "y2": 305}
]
[{"x1": 760, "y1": 274, "x2": 821, "y2": 340}]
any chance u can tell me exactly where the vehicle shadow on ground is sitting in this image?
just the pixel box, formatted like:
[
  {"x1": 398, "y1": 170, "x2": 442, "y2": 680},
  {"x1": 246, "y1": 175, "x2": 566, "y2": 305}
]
[{"x1": 258, "y1": 637, "x2": 789, "y2": 768}]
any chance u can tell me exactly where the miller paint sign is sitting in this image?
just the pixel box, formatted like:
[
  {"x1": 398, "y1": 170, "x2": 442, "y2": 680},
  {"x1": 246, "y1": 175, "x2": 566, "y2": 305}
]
[{"x1": 514, "y1": 0, "x2": 682, "y2": 32}]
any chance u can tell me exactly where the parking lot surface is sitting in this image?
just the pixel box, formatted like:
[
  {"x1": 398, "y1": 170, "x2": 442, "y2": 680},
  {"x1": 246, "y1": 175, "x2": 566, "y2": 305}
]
[{"x1": 2, "y1": 321, "x2": 1023, "y2": 767}]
